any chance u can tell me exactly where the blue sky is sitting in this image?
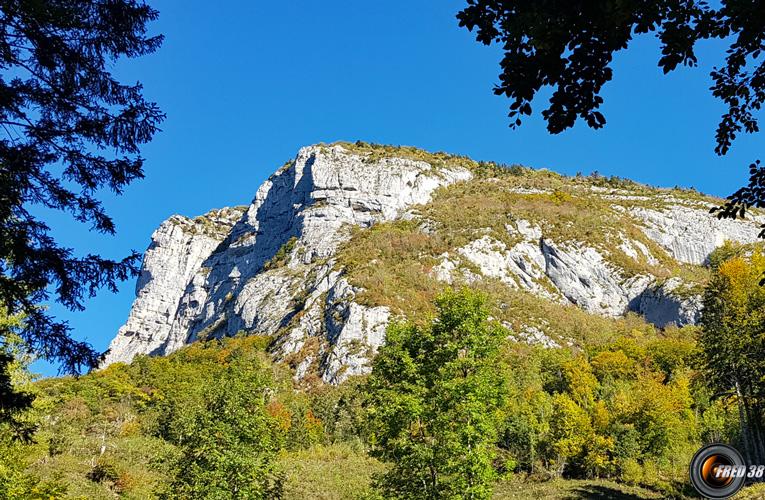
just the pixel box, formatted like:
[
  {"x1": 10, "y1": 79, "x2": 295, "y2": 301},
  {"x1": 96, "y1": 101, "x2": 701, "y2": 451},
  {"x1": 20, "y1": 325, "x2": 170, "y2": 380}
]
[{"x1": 34, "y1": 0, "x2": 763, "y2": 375}]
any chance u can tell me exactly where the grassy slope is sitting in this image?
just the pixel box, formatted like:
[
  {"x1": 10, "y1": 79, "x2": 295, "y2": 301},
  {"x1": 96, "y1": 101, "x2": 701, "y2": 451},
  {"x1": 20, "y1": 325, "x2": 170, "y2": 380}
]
[
  {"x1": 278, "y1": 443, "x2": 385, "y2": 500},
  {"x1": 492, "y1": 479, "x2": 663, "y2": 499},
  {"x1": 333, "y1": 146, "x2": 721, "y2": 348},
  {"x1": 277, "y1": 444, "x2": 667, "y2": 500},
  {"x1": 276, "y1": 445, "x2": 674, "y2": 500}
]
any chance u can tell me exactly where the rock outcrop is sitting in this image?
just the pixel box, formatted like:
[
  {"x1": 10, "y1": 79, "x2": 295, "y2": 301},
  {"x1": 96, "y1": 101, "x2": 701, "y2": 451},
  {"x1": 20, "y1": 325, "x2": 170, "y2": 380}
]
[
  {"x1": 104, "y1": 143, "x2": 764, "y2": 382},
  {"x1": 632, "y1": 278, "x2": 703, "y2": 328},
  {"x1": 104, "y1": 144, "x2": 470, "y2": 381},
  {"x1": 103, "y1": 208, "x2": 245, "y2": 366},
  {"x1": 437, "y1": 219, "x2": 695, "y2": 321},
  {"x1": 631, "y1": 204, "x2": 763, "y2": 265}
]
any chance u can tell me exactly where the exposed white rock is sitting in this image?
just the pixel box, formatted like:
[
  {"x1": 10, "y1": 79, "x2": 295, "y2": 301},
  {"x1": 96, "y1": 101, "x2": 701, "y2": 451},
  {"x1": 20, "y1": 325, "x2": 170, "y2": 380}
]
[
  {"x1": 633, "y1": 278, "x2": 703, "y2": 327},
  {"x1": 104, "y1": 144, "x2": 470, "y2": 382},
  {"x1": 457, "y1": 237, "x2": 519, "y2": 287},
  {"x1": 450, "y1": 220, "x2": 652, "y2": 317},
  {"x1": 431, "y1": 253, "x2": 458, "y2": 284},
  {"x1": 618, "y1": 235, "x2": 658, "y2": 265},
  {"x1": 102, "y1": 208, "x2": 244, "y2": 366},
  {"x1": 514, "y1": 219, "x2": 543, "y2": 240},
  {"x1": 540, "y1": 239, "x2": 653, "y2": 316},
  {"x1": 270, "y1": 271, "x2": 391, "y2": 384},
  {"x1": 631, "y1": 205, "x2": 763, "y2": 265},
  {"x1": 603, "y1": 194, "x2": 653, "y2": 202},
  {"x1": 321, "y1": 278, "x2": 390, "y2": 384},
  {"x1": 516, "y1": 325, "x2": 560, "y2": 349},
  {"x1": 456, "y1": 235, "x2": 560, "y2": 300},
  {"x1": 105, "y1": 144, "x2": 765, "y2": 382},
  {"x1": 507, "y1": 187, "x2": 549, "y2": 195}
]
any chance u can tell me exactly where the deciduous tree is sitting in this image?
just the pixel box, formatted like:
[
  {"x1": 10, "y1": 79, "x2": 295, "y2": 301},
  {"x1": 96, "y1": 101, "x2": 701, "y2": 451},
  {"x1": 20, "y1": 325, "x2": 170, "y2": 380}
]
[
  {"x1": 365, "y1": 288, "x2": 508, "y2": 499},
  {"x1": 457, "y1": 1, "x2": 765, "y2": 222},
  {"x1": 700, "y1": 250, "x2": 765, "y2": 464}
]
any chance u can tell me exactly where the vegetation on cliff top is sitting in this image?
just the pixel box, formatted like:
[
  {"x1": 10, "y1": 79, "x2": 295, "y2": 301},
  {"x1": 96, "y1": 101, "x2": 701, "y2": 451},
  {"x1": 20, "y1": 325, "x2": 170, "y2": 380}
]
[{"x1": 330, "y1": 141, "x2": 752, "y2": 326}]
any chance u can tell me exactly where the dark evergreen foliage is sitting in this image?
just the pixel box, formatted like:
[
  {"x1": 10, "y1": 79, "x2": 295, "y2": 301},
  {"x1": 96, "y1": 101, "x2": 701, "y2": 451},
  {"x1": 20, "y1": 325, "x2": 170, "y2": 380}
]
[{"x1": 0, "y1": 1, "x2": 163, "y2": 376}]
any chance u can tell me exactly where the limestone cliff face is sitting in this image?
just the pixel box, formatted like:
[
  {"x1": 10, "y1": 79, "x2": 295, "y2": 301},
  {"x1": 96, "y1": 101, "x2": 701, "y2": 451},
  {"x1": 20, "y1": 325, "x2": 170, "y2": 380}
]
[
  {"x1": 104, "y1": 143, "x2": 764, "y2": 382},
  {"x1": 102, "y1": 208, "x2": 244, "y2": 366},
  {"x1": 103, "y1": 144, "x2": 471, "y2": 381}
]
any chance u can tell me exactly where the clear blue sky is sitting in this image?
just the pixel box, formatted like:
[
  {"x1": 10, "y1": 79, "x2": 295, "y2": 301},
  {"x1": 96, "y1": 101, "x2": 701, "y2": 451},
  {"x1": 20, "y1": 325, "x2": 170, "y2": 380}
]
[{"x1": 33, "y1": 0, "x2": 763, "y2": 375}]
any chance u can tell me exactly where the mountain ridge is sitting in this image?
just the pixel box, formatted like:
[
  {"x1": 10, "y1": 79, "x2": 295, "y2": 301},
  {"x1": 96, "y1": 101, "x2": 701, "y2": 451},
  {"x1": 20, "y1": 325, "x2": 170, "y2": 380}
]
[{"x1": 103, "y1": 142, "x2": 764, "y2": 383}]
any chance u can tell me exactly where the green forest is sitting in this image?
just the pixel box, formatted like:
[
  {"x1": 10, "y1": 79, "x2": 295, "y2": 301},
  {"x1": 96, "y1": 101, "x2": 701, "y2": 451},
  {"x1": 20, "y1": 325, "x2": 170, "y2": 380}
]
[{"x1": 2, "y1": 243, "x2": 765, "y2": 499}]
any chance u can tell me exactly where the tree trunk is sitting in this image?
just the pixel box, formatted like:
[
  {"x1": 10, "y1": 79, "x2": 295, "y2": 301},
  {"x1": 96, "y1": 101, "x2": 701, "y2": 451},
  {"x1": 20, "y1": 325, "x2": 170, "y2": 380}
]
[
  {"x1": 739, "y1": 385, "x2": 765, "y2": 465},
  {"x1": 748, "y1": 400, "x2": 765, "y2": 465},
  {"x1": 736, "y1": 380, "x2": 754, "y2": 463}
]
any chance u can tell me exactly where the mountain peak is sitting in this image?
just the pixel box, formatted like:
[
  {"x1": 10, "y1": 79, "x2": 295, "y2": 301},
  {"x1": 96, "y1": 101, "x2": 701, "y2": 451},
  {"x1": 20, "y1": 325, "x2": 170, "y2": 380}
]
[{"x1": 103, "y1": 143, "x2": 762, "y2": 383}]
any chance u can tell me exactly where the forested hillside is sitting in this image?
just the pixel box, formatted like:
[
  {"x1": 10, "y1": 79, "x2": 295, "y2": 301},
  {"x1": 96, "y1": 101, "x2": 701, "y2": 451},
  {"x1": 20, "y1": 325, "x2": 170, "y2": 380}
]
[
  {"x1": 0, "y1": 300, "x2": 704, "y2": 498},
  {"x1": 2, "y1": 243, "x2": 765, "y2": 498},
  {"x1": 4, "y1": 144, "x2": 765, "y2": 498}
]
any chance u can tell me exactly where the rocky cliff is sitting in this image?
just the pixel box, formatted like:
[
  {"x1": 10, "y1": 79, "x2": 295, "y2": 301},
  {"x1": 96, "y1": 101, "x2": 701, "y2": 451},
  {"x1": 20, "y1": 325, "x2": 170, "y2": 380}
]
[{"x1": 103, "y1": 142, "x2": 764, "y2": 383}]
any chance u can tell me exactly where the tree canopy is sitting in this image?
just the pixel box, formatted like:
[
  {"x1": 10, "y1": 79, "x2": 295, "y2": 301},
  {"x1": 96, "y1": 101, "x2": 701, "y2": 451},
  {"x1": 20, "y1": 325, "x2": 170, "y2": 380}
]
[
  {"x1": 457, "y1": 1, "x2": 765, "y2": 219},
  {"x1": 0, "y1": 0, "x2": 164, "y2": 374},
  {"x1": 700, "y1": 246, "x2": 765, "y2": 464},
  {"x1": 365, "y1": 288, "x2": 509, "y2": 499}
]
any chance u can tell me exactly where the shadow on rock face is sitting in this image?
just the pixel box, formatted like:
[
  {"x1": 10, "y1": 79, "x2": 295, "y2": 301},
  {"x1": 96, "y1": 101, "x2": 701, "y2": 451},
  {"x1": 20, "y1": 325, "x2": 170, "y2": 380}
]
[{"x1": 160, "y1": 152, "x2": 318, "y2": 353}]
